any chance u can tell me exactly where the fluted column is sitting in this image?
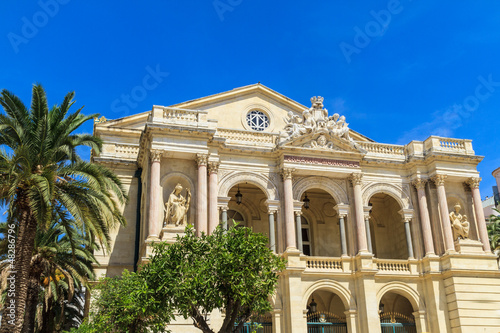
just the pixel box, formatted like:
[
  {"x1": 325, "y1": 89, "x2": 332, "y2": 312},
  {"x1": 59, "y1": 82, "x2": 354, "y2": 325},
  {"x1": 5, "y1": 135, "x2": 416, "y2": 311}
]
[
  {"x1": 432, "y1": 175, "x2": 455, "y2": 252},
  {"x1": 208, "y1": 161, "x2": 220, "y2": 235},
  {"x1": 467, "y1": 177, "x2": 491, "y2": 252},
  {"x1": 350, "y1": 173, "x2": 368, "y2": 253},
  {"x1": 412, "y1": 179, "x2": 435, "y2": 255},
  {"x1": 147, "y1": 150, "x2": 162, "y2": 240},
  {"x1": 281, "y1": 168, "x2": 296, "y2": 250},
  {"x1": 196, "y1": 153, "x2": 208, "y2": 235}
]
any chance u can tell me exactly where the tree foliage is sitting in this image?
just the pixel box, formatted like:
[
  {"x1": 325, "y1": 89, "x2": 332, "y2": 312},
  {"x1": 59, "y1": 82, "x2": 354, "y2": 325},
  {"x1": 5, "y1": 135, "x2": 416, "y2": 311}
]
[
  {"x1": 0, "y1": 84, "x2": 127, "y2": 333},
  {"x1": 142, "y1": 225, "x2": 286, "y2": 333},
  {"x1": 77, "y1": 225, "x2": 286, "y2": 333},
  {"x1": 488, "y1": 208, "x2": 500, "y2": 253}
]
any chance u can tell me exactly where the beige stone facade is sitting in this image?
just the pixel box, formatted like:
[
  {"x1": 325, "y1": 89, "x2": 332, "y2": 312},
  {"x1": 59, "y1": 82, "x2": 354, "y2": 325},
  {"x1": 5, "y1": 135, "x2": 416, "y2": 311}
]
[{"x1": 93, "y1": 84, "x2": 500, "y2": 332}]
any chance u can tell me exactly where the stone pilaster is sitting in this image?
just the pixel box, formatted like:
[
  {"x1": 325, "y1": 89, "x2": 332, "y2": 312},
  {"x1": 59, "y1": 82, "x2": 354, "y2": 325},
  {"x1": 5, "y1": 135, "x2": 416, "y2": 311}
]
[
  {"x1": 196, "y1": 153, "x2": 208, "y2": 235},
  {"x1": 432, "y1": 174, "x2": 455, "y2": 252},
  {"x1": 466, "y1": 177, "x2": 490, "y2": 252}
]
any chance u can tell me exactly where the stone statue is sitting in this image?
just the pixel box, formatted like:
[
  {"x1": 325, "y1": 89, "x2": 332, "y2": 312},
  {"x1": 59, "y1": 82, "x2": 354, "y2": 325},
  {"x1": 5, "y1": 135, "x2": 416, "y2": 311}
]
[
  {"x1": 164, "y1": 183, "x2": 191, "y2": 227},
  {"x1": 449, "y1": 203, "x2": 469, "y2": 240},
  {"x1": 279, "y1": 96, "x2": 353, "y2": 144}
]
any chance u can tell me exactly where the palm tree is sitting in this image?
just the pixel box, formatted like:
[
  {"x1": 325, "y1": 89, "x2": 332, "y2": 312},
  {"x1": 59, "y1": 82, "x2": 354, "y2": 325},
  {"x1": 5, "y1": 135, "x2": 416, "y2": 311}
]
[{"x1": 0, "y1": 84, "x2": 127, "y2": 333}]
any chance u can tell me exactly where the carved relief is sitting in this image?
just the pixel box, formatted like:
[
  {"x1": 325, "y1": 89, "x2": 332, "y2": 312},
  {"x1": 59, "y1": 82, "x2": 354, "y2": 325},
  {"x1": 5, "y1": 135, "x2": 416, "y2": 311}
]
[
  {"x1": 164, "y1": 183, "x2": 191, "y2": 227},
  {"x1": 303, "y1": 134, "x2": 342, "y2": 150}
]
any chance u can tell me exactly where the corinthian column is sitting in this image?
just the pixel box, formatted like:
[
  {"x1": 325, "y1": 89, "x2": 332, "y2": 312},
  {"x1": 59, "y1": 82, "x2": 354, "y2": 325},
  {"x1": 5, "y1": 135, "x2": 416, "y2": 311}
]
[
  {"x1": 196, "y1": 154, "x2": 208, "y2": 235},
  {"x1": 281, "y1": 168, "x2": 296, "y2": 250},
  {"x1": 208, "y1": 161, "x2": 220, "y2": 235},
  {"x1": 350, "y1": 173, "x2": 368, "y2": 253},
  {"x1": 432, "y1": 175, "x2": 455, "y2": 252},
  {"x1": 147, "y1": 150, "x2": 162, "y2": 241},
  {"x1": 467, "y1": 177, "x2": 491, "y2": 252},
  {"x1": 412, "y1": 179, "x2": 435, "y2": 256}
]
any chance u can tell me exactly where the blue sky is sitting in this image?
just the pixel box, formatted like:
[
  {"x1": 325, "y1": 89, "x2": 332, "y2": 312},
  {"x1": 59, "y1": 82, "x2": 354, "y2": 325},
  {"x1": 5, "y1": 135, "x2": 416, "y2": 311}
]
[{"x1": 0, "y1": 0, "x2": 499, "y2": 197}]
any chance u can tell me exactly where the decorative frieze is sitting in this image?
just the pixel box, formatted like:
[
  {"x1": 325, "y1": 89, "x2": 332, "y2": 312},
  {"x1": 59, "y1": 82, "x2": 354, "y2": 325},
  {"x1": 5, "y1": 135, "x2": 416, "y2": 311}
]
[{"x1": 284, "y1": 155, "x2": 360, "y2": 168}]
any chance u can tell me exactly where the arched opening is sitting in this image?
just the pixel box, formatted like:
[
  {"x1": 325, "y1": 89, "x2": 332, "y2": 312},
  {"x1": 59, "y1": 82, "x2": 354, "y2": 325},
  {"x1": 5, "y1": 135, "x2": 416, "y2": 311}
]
[
  {"x1": 299, "y1": 189, "x2": 342, "y2": 257},
  {"x1": 369, "y1": 193, "x2": 408, "y2": 259},
  {"x1": 306, "y1": 290, "x2": 348, "y2": 332},
  {"x1": 225, "y1": 183, "x2": 270, "y2": 244},
  {"x1": 379, "y1": 291, "x2": 417, "y2": 332}
]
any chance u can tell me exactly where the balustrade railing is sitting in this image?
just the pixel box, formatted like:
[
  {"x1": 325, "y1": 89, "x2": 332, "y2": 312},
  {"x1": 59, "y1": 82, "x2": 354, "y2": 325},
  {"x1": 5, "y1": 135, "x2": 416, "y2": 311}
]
[
  {"x1": 356, "y1": 141, "x2": 406, "y2": 156},
  {"x1": 217, "y1": 129, "x2": 278, "y2": 146},
  {"x1": 374, "y1": 259, "x2": 410, "y2": 273},
  {"x1": 304, "y1": 257, "x2": 343, "y2": 271}
]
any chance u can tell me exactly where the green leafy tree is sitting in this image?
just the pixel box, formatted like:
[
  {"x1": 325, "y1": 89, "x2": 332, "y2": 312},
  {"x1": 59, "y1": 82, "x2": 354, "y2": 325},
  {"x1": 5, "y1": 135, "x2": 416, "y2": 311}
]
[
  {"x1": 0, "y1": 84, "x2": 127, "y2": 333},
  {"x1": 487, "y1": 208, "x2": 500, "y2": 253},
  {"x1": 141, "y1": 225, "x2": 286, "y2": 333},
  {"x1": 78, "y1": 270, "x2": 171, "y2": 333}
]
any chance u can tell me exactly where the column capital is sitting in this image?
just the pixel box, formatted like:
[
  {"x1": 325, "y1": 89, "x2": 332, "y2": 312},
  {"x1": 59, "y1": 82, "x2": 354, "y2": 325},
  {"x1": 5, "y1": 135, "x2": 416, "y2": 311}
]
[
  {"x1": 217, "y1": 196, "x2": 231, "y2": 211},
  {"x1": 294, "y1": 210, "x2": 302, "y2": 217},
  {"x1": 431, "y1": 174, "x2": 447, "y2": 186},
  {"x1": 280, "y1": 167, "x2": 295, "y2": 180},
  {"x1": 363, "y1": 205, "x2": 372, "y2": 219},
  {"x1": 196, "y1": 153, "x2": 208, "y2": 166},
  {"x1": 411, "y1": 178, "x2": 427, "y2": 190},
  {"x1": 398, "y1": 208, "x2": 414, "y2": 222},
  {"x1": 208, "y1": 161, "x2": 220, "y2": 174},
  {"x1": 266, "y1": 199, "x2": 280, "y2": 214},
  {"x1": 334, "y1": 204, "x2": 350, "y2": 217},
  {"x1": 150, "y1": 149, "x2": 162, "y2": 162},
  {"x1": 349, "y1": 172, "x2": 363, "y2": 185},
  {"x1": 466, "y1": 177, "x2": 481, "y2": 189}
]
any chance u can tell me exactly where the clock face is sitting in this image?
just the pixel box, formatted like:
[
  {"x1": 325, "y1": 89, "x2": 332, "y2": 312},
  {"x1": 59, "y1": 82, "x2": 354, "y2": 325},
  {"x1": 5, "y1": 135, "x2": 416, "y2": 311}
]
[{"x1": 246, "y1": 110, "x2": 270, "y2": 131}]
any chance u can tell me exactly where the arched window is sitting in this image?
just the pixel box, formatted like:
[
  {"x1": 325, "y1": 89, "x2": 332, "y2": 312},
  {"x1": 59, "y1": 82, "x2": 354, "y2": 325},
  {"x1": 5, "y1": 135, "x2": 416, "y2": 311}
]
[
  {"x1": 227, "y1": 209, "x2": 245, "y2": 228},
  {"x1": 302, "y1": 216, "x2": 311, "y2": 256}
]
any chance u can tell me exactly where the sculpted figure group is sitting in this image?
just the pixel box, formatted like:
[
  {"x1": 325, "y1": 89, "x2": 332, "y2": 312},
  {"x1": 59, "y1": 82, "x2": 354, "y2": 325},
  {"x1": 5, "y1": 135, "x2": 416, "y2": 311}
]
[
  {"x1": 281, "y1": 96, "x2": 351, "y2": 142},
  {"x1": 449, "y1": 203, "x2": 470, "y2": 241}
]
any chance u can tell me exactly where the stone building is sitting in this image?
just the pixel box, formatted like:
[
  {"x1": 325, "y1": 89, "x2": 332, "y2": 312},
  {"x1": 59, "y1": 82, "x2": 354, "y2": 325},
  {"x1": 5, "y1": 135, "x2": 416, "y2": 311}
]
[{"x1": 93, "y1": 84, "x2": 500, "y2": 333}]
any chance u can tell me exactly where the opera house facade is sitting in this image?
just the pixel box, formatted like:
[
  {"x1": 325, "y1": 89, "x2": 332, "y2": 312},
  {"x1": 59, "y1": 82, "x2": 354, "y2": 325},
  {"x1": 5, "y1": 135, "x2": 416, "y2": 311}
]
[{"x1": 93, "y1": 84, "x2": 500, "y2": 332}]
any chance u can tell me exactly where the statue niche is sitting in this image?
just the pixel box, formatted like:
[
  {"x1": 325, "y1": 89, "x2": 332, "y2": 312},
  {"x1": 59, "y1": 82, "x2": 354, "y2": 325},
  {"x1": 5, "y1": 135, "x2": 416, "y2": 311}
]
[
  {"x1": 164, "y1": 183, "x2": 191, "y2": 227},
  {"x1": 449, "y1": 202, "x2": 470, "y2": 240}
]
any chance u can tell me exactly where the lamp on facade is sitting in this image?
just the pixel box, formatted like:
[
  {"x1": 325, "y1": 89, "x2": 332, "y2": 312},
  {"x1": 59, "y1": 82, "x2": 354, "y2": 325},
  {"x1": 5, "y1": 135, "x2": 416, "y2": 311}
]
[
  {"x1": 379, "y1": 302, "x2": 385, "y2": 314},
  {"x1": 309, "y1": 298, "x2": 317, "y2": 313},
  {"x1": 303, "y1": 192, "x2": 310, "y2": 209},
  {"x1": 235, "y1": 185, "x2": 243, "y2": 205}
]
